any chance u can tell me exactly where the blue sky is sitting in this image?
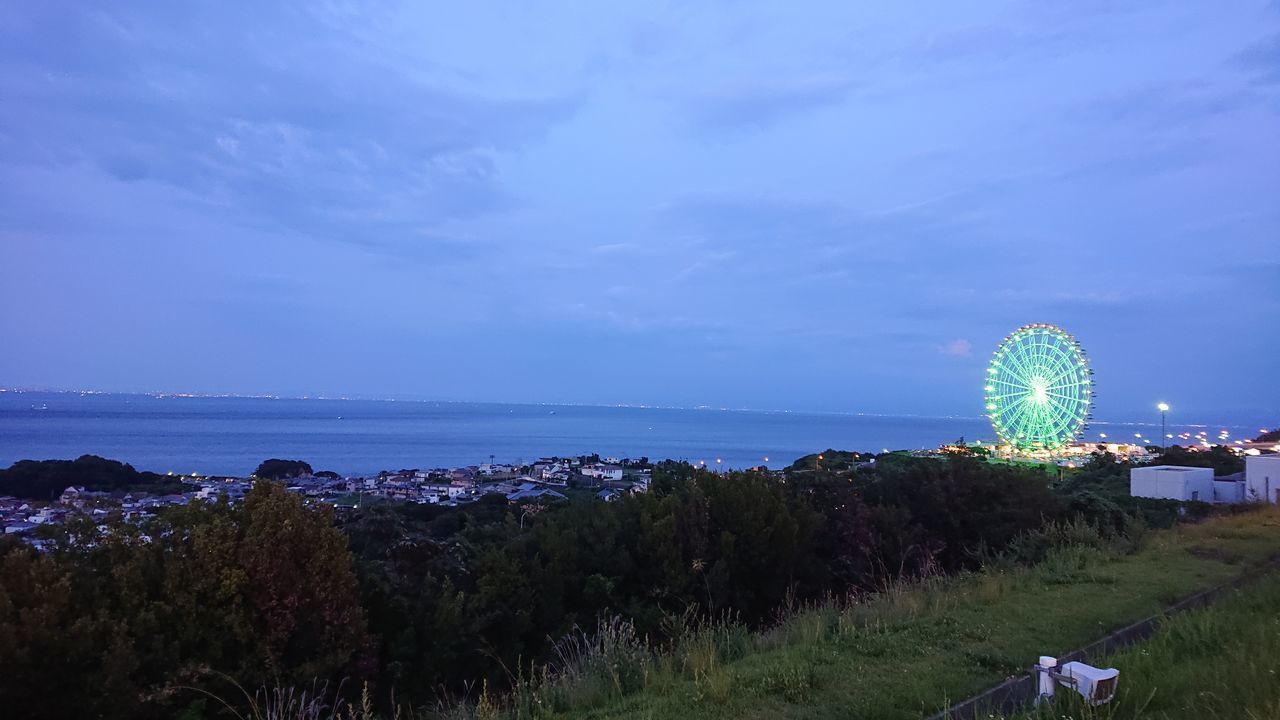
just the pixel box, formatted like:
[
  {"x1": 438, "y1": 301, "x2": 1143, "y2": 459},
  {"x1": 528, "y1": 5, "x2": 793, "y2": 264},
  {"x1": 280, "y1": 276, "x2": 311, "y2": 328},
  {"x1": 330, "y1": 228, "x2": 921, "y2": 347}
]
[{"x1": 2, "y1": 2, "x2": 1277, "y2": 423}]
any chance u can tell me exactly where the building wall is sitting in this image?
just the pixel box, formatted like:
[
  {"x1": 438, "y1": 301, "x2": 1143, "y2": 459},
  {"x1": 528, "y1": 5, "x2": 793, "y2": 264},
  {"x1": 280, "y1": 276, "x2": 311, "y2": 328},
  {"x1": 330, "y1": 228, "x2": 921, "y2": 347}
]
[
  {"x1": 1213, "y1": 480, "x2": 1245, "y2": 504},
  {"x1": 1130, "y1": 465, "x2": 1214, "y2": 501},
  {"x1": 1245, "y1": 456, "x2": 1280, "y2": 504}
]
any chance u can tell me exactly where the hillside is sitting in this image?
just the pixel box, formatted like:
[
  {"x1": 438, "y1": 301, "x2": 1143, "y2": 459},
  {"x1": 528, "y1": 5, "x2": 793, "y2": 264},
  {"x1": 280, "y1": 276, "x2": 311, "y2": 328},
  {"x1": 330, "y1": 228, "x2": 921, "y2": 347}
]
[
  {"x1": 496, "y1": 506, "x2": 1280, "y2": 720},
  {"x1": 1010, "y1": 570, "x2": 1280, "y2": 719},
  {"x1": 0, "y1": 455, "x2": 187, "y2": 500}
]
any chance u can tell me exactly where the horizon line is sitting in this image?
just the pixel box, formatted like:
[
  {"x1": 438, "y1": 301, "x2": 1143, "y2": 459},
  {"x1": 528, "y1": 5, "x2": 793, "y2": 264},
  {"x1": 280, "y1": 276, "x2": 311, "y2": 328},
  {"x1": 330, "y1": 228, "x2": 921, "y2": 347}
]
[{"x1": 0, "y1": 386, "x2": 1260, "y2": 430}]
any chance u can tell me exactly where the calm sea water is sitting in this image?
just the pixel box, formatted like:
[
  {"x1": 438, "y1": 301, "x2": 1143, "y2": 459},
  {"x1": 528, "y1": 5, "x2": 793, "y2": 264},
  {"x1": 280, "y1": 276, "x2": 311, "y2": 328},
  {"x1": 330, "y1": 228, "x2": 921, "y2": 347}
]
[{"x1": 0, "y1": 391, "x2": 1255, "y2": 476}]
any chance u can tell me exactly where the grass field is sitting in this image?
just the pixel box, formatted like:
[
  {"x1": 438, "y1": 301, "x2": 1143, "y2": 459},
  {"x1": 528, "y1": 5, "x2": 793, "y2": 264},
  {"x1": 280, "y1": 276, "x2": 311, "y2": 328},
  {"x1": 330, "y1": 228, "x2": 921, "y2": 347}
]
[
  {"x1": 1011, "y1": 571, "x2": 1280, "y2": 719},
  {"x1": 455, "y1": 506, "x2": 1280, "y2": 720}
]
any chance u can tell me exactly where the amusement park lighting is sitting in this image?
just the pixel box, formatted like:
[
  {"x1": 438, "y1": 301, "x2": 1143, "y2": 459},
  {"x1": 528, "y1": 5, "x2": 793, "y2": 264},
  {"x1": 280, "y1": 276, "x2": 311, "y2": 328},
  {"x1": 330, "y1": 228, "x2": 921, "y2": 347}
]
[{"x1": 984, "y1": 324, "x2": 1092, "y2": 452}]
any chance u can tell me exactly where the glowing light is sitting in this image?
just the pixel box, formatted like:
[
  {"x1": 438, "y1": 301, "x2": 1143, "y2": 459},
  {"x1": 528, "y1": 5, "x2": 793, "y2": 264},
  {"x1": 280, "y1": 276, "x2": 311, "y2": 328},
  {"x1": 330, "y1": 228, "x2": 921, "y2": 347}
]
[
  {"x1": 1157, "y1": 402, "x2": 1169, "y2": 412},
  {"x1": 984, "y1": 324, "x2": 1091, "y2": 451}
]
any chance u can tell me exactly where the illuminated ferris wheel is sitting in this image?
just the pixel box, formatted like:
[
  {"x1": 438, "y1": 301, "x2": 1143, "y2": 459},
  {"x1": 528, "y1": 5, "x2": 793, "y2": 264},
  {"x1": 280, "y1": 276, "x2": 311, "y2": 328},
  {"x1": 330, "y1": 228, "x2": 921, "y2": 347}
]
[{"x1": 985, "y1": 324, "x2": 1093, "y2": 451}]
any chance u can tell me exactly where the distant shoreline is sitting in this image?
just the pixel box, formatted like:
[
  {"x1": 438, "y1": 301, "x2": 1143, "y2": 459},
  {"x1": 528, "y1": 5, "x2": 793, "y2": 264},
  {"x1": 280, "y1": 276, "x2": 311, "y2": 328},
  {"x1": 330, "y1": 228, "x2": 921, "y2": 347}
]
[{"x1": 0, "y1": 387, "x2": 1259, "y2": 429}]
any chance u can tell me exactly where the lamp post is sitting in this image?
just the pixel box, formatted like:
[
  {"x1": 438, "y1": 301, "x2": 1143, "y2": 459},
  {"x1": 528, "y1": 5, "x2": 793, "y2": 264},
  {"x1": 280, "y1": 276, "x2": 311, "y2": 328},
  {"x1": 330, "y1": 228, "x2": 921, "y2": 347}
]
[{"x1": 1157, "y1": 403, "x2": 1169, "y2": 450}]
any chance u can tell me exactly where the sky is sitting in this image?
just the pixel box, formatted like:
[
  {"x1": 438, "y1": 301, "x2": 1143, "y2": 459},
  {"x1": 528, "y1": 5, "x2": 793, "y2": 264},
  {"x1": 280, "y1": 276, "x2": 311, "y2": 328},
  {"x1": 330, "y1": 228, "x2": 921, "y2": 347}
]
[{"x1": 1, "y1": 2, "x2": 1278, "y2": 424}]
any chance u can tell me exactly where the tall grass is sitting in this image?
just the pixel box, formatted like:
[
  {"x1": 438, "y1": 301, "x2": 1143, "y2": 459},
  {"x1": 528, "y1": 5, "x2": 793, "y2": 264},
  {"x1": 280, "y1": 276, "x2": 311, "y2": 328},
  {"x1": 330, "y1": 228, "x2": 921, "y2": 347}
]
[
  {"x1": 179, "y1": 677, "x2": 401, "y2": 720},
  {"x1": 432, "y1": 515, "x2": 1137, "y2": 719}
]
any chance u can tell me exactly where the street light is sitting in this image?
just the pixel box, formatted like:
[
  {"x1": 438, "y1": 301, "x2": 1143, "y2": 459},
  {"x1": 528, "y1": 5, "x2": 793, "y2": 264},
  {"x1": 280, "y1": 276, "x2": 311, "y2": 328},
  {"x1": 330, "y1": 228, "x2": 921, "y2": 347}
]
[{"x1": 1157, "y1": 403, "x2": 1169, "y2": 450}]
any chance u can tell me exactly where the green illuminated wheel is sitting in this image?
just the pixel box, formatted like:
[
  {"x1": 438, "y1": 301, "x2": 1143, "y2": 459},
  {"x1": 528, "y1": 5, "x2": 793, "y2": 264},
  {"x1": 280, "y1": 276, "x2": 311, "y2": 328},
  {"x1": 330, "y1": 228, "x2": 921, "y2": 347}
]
[{"x1": 985, "y1": 324, "x2": 1093, "y2": 451}]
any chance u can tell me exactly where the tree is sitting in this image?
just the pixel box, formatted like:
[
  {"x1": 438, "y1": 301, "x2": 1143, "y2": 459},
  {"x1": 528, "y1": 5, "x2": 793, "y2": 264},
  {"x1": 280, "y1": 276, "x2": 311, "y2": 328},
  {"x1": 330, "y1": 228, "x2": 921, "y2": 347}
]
[
  {"x1": 1150, "y1": 445, "x2": 1244, "y2": 476},
  {"x1": 252, "y1": 459, "x2": 314, "y2": 480},
  {"x1": 0, "y1": 455, "x2": 184, "y2": 500},
  {"x1": 238, "y1": 482, "x2": 371, "y2": 681},
  {"x1": 0, "y1": 483, "x2": 369, "y2": 719}
]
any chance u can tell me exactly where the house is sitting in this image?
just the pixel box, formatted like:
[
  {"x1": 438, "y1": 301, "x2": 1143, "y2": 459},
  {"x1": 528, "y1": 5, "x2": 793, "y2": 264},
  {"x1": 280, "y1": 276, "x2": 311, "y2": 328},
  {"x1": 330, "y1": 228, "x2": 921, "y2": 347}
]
[
  {"x1": 1129, "y1": 465, "x2": 1214, "y2": 502},
  {"x1": 450, "y1": 467, "x2": 477, "y2": 484},
  {"x1": 58, "y1": 486, "x2": 108, "y2": 507},
  {"x1": 506, "y1": 482, "x2": 567, "y2": 502},
  {"x1": 581, "y1": 464, "x2": 623, "y2": 482},
  {"x1": 596, "y1": 489, "x2": 621, "y2": 502},
  {"x1": 1246, "y1": 455, "x2": 1280, "y2": 504},
  {"x1": 4, "y1": 521, "x2": 37, "y2": 535}
]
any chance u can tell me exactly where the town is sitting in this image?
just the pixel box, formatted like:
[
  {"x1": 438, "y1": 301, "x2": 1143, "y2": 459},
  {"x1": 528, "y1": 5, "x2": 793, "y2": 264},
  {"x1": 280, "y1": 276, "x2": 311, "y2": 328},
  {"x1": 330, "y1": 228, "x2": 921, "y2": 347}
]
[
  {"x1": 0, "y1": 455, "x2": 655, "y2": 547},
  {"x1": 6, "y1": 433, "x2": 1278, "y2": 551}
]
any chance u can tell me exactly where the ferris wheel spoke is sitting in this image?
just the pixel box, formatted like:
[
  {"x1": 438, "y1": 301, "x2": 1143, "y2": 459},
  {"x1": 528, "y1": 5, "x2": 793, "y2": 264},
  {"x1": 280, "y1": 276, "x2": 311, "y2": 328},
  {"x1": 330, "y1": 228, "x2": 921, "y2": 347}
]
[
  {"x1": 995, "y1": 375, "x2": 1033, "y2": 391},
  {"x1": 1044, "y1": 386, "x2": 1085, "y2": 404},
  {"x1": 1045, "y1": 351, "x2": 1080, "y2": 390},
  {"x1": 1039, "y1": 392, "x2": 1080, "y2": 438},
  {"x1": 1049, "y1": 372, "x2": 1088, "y2": 393},
  {"x1": 1043, "y1": 393, "x2": 1080, "y2": 429},
  {"x1": 1005, "y1": 396, "x2": 1037, "y2": 438},
  {"x1": 1007, "y1": 348, "x2": 1041, "y2": 387},
  {"x1": 987, "y1": 325, "x2": 1092, "y2": 450},
  {"x1": 1036, "y1": 342, "x2": 1070, "y2": 384}
]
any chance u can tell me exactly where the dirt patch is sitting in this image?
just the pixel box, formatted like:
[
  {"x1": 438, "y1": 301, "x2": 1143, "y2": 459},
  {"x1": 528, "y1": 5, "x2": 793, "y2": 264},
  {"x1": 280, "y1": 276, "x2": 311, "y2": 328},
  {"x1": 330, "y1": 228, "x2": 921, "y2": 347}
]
[{"x1": 1186, "y1": 545, "x2": 1244, "y2": 564}]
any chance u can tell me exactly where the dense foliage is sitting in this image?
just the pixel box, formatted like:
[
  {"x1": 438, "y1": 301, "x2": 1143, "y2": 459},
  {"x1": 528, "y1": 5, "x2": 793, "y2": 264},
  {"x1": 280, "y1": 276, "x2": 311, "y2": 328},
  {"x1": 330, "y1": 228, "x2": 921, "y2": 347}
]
[
  {"x1": 1149, "y1": 444, "x2": 1245, "y2": 476},
  {"x1": 0, "y1": 454, "x2": 187, "y2": 500},
  {"x1": 251, "y1": 458, "x2": 315, "y2": 480},
  {"x1": 0, "y1": 483, "x2": 368, "y2": 720},
  {"x1": 342, "y1": 456, "x2": 1079, "y2": 709}
]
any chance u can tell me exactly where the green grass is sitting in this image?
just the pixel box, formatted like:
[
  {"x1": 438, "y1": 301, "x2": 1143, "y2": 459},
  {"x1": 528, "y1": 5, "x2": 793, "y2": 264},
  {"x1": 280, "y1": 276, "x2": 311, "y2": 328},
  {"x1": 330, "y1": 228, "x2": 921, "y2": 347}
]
[
  {"x1": 456, "y1": 506, "x2": 1280, "y2": 720},
  {"x1": 1010, "y1": 571, "x2": 1280, "y2": 719}
]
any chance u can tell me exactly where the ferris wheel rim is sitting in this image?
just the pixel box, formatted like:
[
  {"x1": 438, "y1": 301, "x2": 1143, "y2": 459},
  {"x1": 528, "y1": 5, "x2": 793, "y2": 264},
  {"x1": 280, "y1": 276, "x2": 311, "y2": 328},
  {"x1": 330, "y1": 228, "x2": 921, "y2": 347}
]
[{"x1": 985, "y1": 323, "x2": 1093, "y2": 451}]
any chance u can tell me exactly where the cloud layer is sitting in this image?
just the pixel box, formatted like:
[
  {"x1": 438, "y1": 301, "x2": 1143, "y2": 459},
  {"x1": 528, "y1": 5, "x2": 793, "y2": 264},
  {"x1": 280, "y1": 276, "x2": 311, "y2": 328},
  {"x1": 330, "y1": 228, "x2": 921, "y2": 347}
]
[{"x1": 2, "y1": 1, "x2": 1278, "y2": 422}]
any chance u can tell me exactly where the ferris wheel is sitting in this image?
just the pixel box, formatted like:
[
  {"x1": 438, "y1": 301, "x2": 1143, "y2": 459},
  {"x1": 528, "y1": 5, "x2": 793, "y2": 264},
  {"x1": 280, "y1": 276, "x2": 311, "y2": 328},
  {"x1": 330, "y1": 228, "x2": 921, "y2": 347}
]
[{"x1": 985, "y1": 324, "x2": 1093, "y2": 451}]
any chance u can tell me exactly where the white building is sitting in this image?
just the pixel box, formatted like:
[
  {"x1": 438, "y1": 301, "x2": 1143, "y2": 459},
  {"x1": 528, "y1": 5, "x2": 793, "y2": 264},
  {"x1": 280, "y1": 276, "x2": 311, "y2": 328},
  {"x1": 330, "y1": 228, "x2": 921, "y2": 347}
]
[
  {"x1": 1245, "y1": 455, "x2": 1280, "y2": 504},
  {"x1": 1130, "y1": 465, "x2": 1214, "y2": 502},
  {"x1": 582, "y1": 464, "x2": 623, "y2": 482},
  {"x1": 1213, "y1": 479, "x2": 1246, "y2": 504}
]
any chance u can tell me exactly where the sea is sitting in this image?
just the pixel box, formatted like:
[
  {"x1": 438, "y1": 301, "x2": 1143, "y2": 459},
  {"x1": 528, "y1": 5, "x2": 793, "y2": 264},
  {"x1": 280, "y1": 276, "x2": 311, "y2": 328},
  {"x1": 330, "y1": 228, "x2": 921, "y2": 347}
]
[{"x1": 0, "y1": 390, "x2": 1260, "y2": 477}]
